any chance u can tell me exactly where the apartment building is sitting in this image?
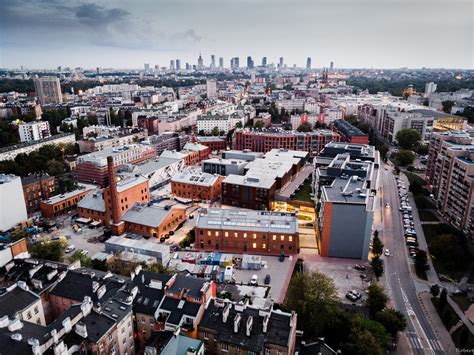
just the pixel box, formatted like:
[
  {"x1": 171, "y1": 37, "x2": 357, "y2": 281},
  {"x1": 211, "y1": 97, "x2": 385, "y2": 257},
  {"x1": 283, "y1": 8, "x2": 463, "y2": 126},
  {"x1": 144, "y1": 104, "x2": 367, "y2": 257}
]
[
  {"x1": 197, "y1": 112, "x2": 243, "y2": 134},
  {"x1": 331, "y1": 119, "x2": 369, "y2": 144},
  {"x1": 198, "y1": 299, "x2": 297, "y2": 355},
  {"x1": 75, "y1": 144, "x2": 156, "y2": 186},
  {"x1": 33, "y1": 76, "x2": 63, "y2": 105},
  {"x1": 195, "y1": 136, "x2": 227, "y2": 152},
  {"x1": 22, "y1": 174, "x2": 56, "y2": 215},
  {"x1": 18, "y1": 121, "x2": 51, "y2": 143},
  {"x1": 233, "y1": 128, "x2": 340, "y2": 156},
  {"x1": 78, "y1": 127, "x2": 148, "y2": 153},
  {"x1": 194, "y1": 208, "x2": 299, "y2": 255},
  {"x1": 427, "y1": 130, "x2": 474, "y2": 235},
  {"x1": 0, "y1": 174, "x2": 28, "y2": 231}
]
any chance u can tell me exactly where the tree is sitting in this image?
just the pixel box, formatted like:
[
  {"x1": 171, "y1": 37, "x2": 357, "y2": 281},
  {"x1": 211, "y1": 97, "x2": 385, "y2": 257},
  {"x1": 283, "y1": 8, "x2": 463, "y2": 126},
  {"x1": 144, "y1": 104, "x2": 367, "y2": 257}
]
[
  {"x1": 417, "y1": 144, "x2": 429, "y2": 155},
  {"x1": 91, "y1": 258, "x2": 109, "y2": 271},
  {"x1": 296, "y1": 122, "x2": 312, "y2": 132},
  {"x1": 430, "y1": 284, "x2": 441, "y2": 298},
  {"x1": 366, "y1": 284, "x2": 388, "y2": 317},
  {"x1": 371, "y1": 256, "x2": 384, "y2": 281},
  {"x1": 441, "y1": 100, "x2": 455, "y2": 114},
  {"x1": 414, "y1": 249, "x2": 428, "y2": 272},
  {"x1": 439, "y1": 288, "x2": 448, "y2": 309},
  {"x1": 375, "y1": 309, "x2": 407, "y2": 338},
  {"x1": 395, "y1": 129, "x2": 421, "y2": 150},
  {"x1": 343, "y1": 315, "x2": 390, "y2": 355},
  {"x1": 372, "y1": 233, "x2": 384, "y2": 256},
  {"x1": 285, "y1": 271, "x2": 340, "y2": 338},
  {"x1": 395, "y1": 149, "x2": 416, "y2": 166},
  {"x1": 253, "y1": 120, "x2": 264, "y2": 129},
  {"x1": 29, "y1": 240, "x2": 66, "y2": 262},
  {"x1": 69, "y1": 251, "x2": 92, "y2": 267},
  {"x1": 46, "y1": 159, "x2": 66, "y2": 176},
  {"x1": 211, "y1": 126, "x2": 220, "y2": 136},
  {"x1": 378, "y1": 144, "x2": 389, "y2": 161},
  {"x1": 235, "y1": 121, "x2": 243, "y2": 129}
]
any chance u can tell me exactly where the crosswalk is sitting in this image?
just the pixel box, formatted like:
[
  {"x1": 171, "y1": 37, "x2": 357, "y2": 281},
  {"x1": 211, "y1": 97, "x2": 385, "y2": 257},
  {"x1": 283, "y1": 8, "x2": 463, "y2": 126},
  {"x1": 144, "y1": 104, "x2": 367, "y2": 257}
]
[{"x1": 406, "y1": 332, "x2": 444, "y2": 352}]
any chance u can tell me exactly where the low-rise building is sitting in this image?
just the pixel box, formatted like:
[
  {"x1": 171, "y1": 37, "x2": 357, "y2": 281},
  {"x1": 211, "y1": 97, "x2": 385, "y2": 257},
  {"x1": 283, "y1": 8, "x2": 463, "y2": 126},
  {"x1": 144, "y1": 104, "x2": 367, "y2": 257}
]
[
  {"x1": 171, "y1": 170, "x2": 223, "y2": 202},
  {"x1": 78, "y1": 127, "x2": 148, "y2": 153},
  {"x1": 332, "y1": 119, "x2": 369, "y2": 144},
  {"x1": 222, "y1": 174, "x2": 276, "y2": 210},
  {"x1": 195, "y1": 136, "x2": 227, "y2": 152},
  {"x1": 40, "y1": 183, "x2": 96, "y2": 219},
  {"x1": 195, "y1": 208, "x2": 299, "y2": 255},
  {"x1": 0, "y1": 283, "x2": 46, "y2": 326},
  {"x1": 105, "y1": 235, "x2": 171, "y2": 264},
  {"x1": 21, "y1": 174, "x2": 56, "y2": 215},
  {"x1": 202, "y1": 158, "x2": 248, "y2": 176}
]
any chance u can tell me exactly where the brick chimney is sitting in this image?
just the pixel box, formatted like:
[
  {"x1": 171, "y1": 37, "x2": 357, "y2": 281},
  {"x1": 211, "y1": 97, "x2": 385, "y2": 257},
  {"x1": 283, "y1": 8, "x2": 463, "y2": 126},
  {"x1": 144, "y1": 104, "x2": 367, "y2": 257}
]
[{"x1": 107, "y1": 156, "x2": 120, "y2": 225}]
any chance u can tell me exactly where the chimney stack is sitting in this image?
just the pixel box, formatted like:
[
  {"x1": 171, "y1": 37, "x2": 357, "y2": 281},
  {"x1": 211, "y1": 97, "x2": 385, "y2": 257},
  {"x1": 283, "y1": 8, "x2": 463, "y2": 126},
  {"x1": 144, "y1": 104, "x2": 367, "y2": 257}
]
[
  {"x1": 262, "y1": 314, "x2": 269, "y2": 333},
  {"x1": 233, "y1": 313, "x2": 241, "y2": 333},
  {"x1": 222, "y1": 303, "x2": 231, "y2": 323},
  {"x1": 107, "y1": 156, "x2": 121, "y2": 224},
  {"x1": 246, "y1": 316, "x2": 253, "y2": 337}
]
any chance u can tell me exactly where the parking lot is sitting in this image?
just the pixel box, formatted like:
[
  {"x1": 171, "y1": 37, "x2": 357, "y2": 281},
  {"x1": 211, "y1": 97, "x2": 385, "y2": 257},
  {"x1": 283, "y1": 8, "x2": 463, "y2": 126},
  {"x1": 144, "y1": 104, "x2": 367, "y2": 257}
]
[{"x1": 302, "y1": 255, "x2": 373, "y2": 303}]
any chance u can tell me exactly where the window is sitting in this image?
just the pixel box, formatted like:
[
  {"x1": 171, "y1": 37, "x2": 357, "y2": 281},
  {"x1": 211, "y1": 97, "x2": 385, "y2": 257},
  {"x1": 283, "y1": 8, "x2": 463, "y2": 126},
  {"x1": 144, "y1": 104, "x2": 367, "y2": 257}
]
[
  {"x1": 262, "y1": 243, "x2": 266, "y2": 249},
  {"x1": 34, "y1": 307, "x2": 38, "y2": 314},
  {"x1": 225, "y1": 232, "x2": 229, "y2": 237},
  {"x1": 221, "y1": 343, "x2": 229, "y2": 352},
  {"x1": 272, "y1": 235, "x2": 276, "y2": 241},
  {"x1": 27, "y1": 311, "x2": 32, "y2": 319},
  {"x1": 207, "y1": 231, "x2": 211, "y2": 237},
  {"x1": 149, "y1": 318, "x2": 154, "y2": 324},
  {"x1": 215, "y1": 231, "x2": 219, "y2": 236},
  {"x1": 243, "y1": 233, "x2": 247, "y2": 238},
  {"x1": 289, "y1": 236, "x2": 293, "y2": 242},
  {"x1": 253, "y1": 233, "x2": 257, "y2": 239},
  {"x1": 234, "y1": 232, "x2": 238, "y2": 238},
  {"x1": 252, "y1": 243, "x2": 257, "y2": 249},
  {"x1": 204, "y1": 331, "x2": 209, "y2": 340},
  {"x1": 280, "y1": 235, "x2": 285, "y2": 241},
  {"x1": 141, "y1": 316, "x2": 145, "y2": 323}
]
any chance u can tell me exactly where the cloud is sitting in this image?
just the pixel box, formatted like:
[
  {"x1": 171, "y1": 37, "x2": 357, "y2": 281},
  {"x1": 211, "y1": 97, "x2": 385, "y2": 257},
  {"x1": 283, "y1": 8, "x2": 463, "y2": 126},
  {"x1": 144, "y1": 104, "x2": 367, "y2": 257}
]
[{"x1": 75, "y1": 3, "x2": 129, "y2": 27}]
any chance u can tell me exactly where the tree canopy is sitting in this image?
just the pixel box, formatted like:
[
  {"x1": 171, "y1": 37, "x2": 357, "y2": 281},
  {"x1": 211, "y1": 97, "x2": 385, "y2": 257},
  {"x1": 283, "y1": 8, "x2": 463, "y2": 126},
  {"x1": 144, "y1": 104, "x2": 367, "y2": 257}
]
[
  {"x1": 366, "y1": 283, "x2": 389, "y2": 317},
  {"x1": 29, "y1": 240, "x2": 66, "y2": 262},
  {"x1": 395, "y1": 129, "x2": 421, "y2": 150}
]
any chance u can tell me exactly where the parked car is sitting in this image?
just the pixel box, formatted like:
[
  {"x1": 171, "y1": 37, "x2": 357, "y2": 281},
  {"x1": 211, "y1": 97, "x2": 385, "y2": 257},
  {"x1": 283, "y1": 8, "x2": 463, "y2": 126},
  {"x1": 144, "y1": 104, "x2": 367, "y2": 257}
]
[
  {"x1": 264, "y1": 274, "x2": 271, "y2": 285},
  {"x1": 80, "y1": 249, "x2": 88, "y2": 256},
  {"x1": 345, "y1": 290, "x2": 362, "y2": 302},
  {"x1": 65, "y1": 245, "x2": 76, "y2": 253},
  {"x1": 250, "y1": 275, "x2": 258, "y2": 285},
  {"x1": 279, "y1": 252, "x2": 285, "y2": 262},
  {"x1": 384, "y1": 249, "x2": 390, "y2": 257},
  {"x1": 354, "y1": 264, "x2": 366, "y2": 271}
]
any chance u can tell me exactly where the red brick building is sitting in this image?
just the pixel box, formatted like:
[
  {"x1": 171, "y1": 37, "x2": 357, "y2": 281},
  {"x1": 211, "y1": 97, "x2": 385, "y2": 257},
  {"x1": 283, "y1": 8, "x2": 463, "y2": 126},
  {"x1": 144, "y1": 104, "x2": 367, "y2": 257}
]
[
  {"x1": 171, "y1": 170, "x2": 223, "y2": 202},
  {"x1": 195, "y1": 136, "x2": 227, "y2": 152},
  {"x1": 194, "y1": 208, "x2": 299, "y2": 255},
  {"x1": 22, "y1": 174, "x2": 56, "y2": 214},
  {"x1": 40, "y1": 183, "x2": 96, "y2": 219}
]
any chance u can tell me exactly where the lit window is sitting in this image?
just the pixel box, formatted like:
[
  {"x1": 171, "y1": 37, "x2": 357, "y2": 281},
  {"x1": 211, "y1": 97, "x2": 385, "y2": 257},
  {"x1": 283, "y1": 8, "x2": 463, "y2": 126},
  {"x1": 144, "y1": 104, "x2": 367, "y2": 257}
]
[
  {"x1": 272, "y1": 235, "x2": 276, "y2": 241},
  {"x1": 234, "y1": 232, "x2": 238, "y2": 238},
  {"x1": 289, "y1": 236, "x2": 293, "y2": 242},
  {"x1": 225, "y1": 232, "x2": 229, "y2": 237},
  {"x1": 215, "y1": 231, "x2": 219, "y2": 236},
  {"x1": 280, "y1": 235, "x2": 285, "y2": 241},
  {"x1": 243, "y1": 233, "x2": 247, "y2": 238},
  {"x1": 207, "y1": 231, "x2": 211, "y2": 237},
  {"x1": 252, "y1": 243, "x2": 257, "y2": 248},
  {"x1": 262, "y1": 243, "x2": 266, "y2": 249},
  {"x1": 253, "y1": 233, "x2": 257, "y2": 239}
]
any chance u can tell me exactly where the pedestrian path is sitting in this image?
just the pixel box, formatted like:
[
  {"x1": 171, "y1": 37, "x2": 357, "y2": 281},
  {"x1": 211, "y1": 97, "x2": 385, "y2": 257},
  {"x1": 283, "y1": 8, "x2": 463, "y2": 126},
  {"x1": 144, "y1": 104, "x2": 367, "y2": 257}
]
[{"x1": 405, "y1": 332, "x2": 445, "y2": 352}]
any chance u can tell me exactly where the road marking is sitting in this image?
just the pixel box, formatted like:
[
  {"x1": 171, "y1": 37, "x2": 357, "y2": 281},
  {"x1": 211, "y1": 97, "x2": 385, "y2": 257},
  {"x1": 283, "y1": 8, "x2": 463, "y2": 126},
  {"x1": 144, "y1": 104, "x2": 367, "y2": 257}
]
[{"x1": 429, "y1": 339, "x2": 443, "y2": 351}]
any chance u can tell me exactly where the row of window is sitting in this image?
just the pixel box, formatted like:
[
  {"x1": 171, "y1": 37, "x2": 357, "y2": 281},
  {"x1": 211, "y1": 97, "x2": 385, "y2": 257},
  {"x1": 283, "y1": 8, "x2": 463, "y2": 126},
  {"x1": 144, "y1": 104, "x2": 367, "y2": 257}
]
[{"x1": 201, "y1": 230, "x2": 293, "y2": 242}]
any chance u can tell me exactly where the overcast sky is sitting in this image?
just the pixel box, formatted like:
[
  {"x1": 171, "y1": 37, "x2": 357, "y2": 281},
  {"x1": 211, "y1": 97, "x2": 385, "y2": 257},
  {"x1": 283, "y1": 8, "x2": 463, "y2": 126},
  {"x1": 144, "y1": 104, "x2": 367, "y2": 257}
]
[{"x1": 0, "y1": 0, "x2": 472, "y2": 69}]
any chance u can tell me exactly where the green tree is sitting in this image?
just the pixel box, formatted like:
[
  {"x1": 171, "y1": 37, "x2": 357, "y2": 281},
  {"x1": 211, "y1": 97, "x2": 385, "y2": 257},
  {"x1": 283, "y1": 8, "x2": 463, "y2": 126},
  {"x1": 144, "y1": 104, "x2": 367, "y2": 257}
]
[
  {"x1": 414, "y1": 249, "x2": 428, "y2": 272},
  {"x1": 46, "y1": 159, "x2": 66, "y2": 176},
  {"x1": 375, "y1": 309, "x2": 407, "y2": 338},
  {"x1": 253, "y1": 120, "x2": 264, "y2": 129},
  {"x1": 29, "y1": 240, "x2": 66, "y2": 262},
  {"x1": 343, "y1": 315, "x2": 390, "y2": 355},
  {"x1": 235, "y1": 121, "x2": 243, "y2": 129},
  {"x1": 366, "y1": 284, "x2": 388, "y2": 317},
  {"x1": 211, "y1": 126, "x2": 220, "y2": 136},
  {"x1": 285, "y1": 271, "x2": 340, "y2": 338},
  {"x1": 378, "y1": 144, "x2": 389, "y2": 161},
  {"x1": 395, "y1": 150, "x2": 416, "y2": 166},
  {"x1": 395, "y1": 129, "x2": 421, "y2": 150},
  {"x1": 371, "y1": 256, "x2": 384, "y2": 281},
  {"x1": 430, "y1": 284, "x2": 441, "y2": 298},
  {"x1": 441, "y1": 100, "x2": 455, "y2": 114},
  {"x1": 417, "y1": 144, "x2": 429, "y2": 155},
  {"x1": 296, "y1": 122, "x2": 312, "y2": 132},
  {"x1": 91, "y1": 258, "x2": 109, "y2": 271},
  {"x1": 372, "y1": 233, "x2": 384, "y2": 256},
  {"x1": 69, "y1": 251, "x2": 92, "y2": 267}
]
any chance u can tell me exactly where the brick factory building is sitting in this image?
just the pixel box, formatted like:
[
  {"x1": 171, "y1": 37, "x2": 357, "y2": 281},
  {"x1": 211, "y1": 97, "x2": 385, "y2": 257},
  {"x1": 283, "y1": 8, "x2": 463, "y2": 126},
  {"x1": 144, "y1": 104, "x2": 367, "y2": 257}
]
[
  {"x1": 21, "y1": 174, "x2": 56, "y2": 215},
  {"x1": 171, "y1": 170, "x2": 223, "y2": 202},
  {"x1": 194, "y1": 208, "x2": 299, "y2": 255},
  {"x1": 40, "y1": 183, "x2": 96, "y2": 219}
]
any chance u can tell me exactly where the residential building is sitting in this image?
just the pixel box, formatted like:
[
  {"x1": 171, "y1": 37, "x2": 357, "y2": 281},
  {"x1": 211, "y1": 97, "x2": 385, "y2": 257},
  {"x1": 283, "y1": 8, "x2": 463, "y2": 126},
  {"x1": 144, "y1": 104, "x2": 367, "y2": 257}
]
[
  {"x1": 78, "y1": 127, "x2": 148, "y2": 153},
  {"x1": 75, "y1": 144, "x2": 156, "y2": 186},
  {"x1": 144, "y1": 331, "x2": 204, "y2": 355},
  {"x1": 253, "y1": 112, "x2": 272, "y2": 128},
  {"x1": 21, "y1": 174, "x2": 56, "y2": 215},
  {"x1": 233, "y1": 128, "x2": 340, "y2": 156},
  {"x1": 198, "y1": 299, "x2": 297, "y2": 355},
  {"x1": 290, "y1": 113, "x2": 319, "y2": 130},
  {"x1": 195, "y1": 208, "x2": 299, "y2": 255},
  {"x1": 18, "y1": 121, "x2": 51, "y2": 143},
  {"x1": 202, "y1": 158, "x2": 248, "y2": 176},
  {"x1": 427, "y1": 130, "x2": 474, "y2": 235},
  {"x1": 195, "y1": 136, "x2": 227, "y2": 152},
  {"x1": 0, "y1": 174, "x2": 28, "y2": 231},
  {"x1": 0, "y1": 133, "x2": 76, "y2": 161},
  {"x1": 33, "y1": 76, "x2": 63, "y2": 105},
  {"x1": 40, "y1": 183, "x2": 96, "y2": 219},
  {"x1": 331, "y1": 119, "x2": 369, "y2": 144},
  {"x1": 171, "y1": 170, "x2": 223, "y2": 202},
  {"x1": 206, "y1": 80, "x2": 217, "y2": 99},
  {"x1": 0, "y1": 283, "x2": 46, "y2": 326},
  {"x1": 314, "y1": 144, "x2": 380, "y2": 260},
  {"x1": 221, "y1": 174, "x2": 276, "y2": 210},
  {"x1": 197, "y1": 112, "x2": 243, "y2": 134}
]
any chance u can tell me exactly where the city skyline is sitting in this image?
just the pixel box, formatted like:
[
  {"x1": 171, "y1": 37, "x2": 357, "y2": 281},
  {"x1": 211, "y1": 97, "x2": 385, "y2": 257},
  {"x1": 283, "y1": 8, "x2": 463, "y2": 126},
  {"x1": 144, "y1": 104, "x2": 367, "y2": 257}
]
[{"x1": 0, "y1": 0, "x2": 472, "y2": 70}]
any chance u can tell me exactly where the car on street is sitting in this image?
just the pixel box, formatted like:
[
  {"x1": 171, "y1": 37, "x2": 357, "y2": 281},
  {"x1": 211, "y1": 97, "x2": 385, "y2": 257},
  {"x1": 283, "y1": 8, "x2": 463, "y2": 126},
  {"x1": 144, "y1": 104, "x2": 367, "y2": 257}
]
[
  {"x1": 250, "y1": 274, "x2": 258, "y2": 285},
  {"x1": 345, "y1": 290, "x2": 362, "y2": 302},
  {"x1": 65, "y1": 245, "x2": 76, "y2": 253},
  {"x1": 384, "y1": 249, "x2": 390, "y2": 256},
  {"x1": 264, "y1": 274, "x2": 271, "y2": 285}
]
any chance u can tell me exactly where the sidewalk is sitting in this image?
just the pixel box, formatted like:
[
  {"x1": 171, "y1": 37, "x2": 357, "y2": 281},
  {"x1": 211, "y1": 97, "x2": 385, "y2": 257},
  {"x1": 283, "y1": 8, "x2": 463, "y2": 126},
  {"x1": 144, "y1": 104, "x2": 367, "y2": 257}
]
[{"x1": 418, "y1": 291, "x2": 457, "y2": 355}]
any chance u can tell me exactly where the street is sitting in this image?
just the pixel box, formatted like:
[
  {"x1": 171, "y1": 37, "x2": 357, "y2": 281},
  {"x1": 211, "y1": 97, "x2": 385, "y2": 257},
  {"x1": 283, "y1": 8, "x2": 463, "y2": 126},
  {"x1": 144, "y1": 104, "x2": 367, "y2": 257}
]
[{"x1": 380, "y1": 166, "x2": 446, "y2": 355}]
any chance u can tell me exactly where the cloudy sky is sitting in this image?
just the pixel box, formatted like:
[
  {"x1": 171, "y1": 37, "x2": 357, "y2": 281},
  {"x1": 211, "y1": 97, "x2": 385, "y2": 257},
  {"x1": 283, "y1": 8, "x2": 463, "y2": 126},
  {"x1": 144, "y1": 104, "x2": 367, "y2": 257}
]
[{"x1": 0, "y1": 0, "x2": 472, "y2": 69}]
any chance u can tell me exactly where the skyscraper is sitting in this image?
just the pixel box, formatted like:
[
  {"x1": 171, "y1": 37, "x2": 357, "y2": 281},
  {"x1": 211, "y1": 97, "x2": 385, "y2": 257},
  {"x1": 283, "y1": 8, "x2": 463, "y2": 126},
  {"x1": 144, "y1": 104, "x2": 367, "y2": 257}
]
[
  {"x1": 170, "y1": 60, "x2": 175, "y2": 70},
  {"x1": 33, "y1": 77, "x2": 63, "y2": 105},
  {"x1": 231, "y1": 57, "x2": 240, "y2": 69},
  {"x1": 330, "y1": 61, "x2": 334, "y2": 72},
  {"x1": 210, "y1": 55, "x2": 216, "y2": 69},
  {"x1": 186, "y1": 63, "x2": 191, "y2": 70},
  {"x1": 306, "y1": 57, "x2": 312, "y2": 70},
  {"x1": 279, "y1": 57, "x2": 284, "y2": 68},
  {"x1": 247, "y1": 56, "x2": 254, "y2": 69},
  {"x1": 197, "y1": 53, "x2": 204, "y2": 70},
  {"x1": 144, "y1": 63, "x2": 150, "y2": 71},
  {"x1": 219, "y1": 57, "x2": 224, "y2": 69},
  {"x1": 176, "y1": 59, "x2": 181, "y2": 70},
  {"x1": 262, "y1": 57, "x2": 267, "y2": 67}
]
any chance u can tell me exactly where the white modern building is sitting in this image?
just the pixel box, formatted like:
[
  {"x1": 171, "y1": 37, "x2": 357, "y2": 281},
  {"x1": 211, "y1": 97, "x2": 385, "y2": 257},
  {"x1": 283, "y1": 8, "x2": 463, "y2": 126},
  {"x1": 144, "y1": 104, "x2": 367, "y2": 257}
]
[
  {"x1": 197, "y1": 113, "x2": 244, "y2": 134},
  {"x1": 0, "y1": 175, "x2": 28, "y2": 231},
  {"x1": 18, "y1": 121, "x2": 51, "y2": 142}
]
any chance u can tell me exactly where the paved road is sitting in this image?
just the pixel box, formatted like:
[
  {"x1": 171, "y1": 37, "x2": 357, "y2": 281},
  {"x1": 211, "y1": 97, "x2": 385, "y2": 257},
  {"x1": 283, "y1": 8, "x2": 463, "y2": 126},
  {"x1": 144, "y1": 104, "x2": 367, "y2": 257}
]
[{"x1": 380, "y1": 167, "x2": 446, "y2": 355}]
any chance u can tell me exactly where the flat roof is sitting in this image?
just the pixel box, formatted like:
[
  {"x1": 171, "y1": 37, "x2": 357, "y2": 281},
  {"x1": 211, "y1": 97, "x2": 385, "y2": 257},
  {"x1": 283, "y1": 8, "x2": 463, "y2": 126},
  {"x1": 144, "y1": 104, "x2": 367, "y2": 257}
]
[
  {"x1": 43, "y1": 183, "x2": 96, "y2": 205},
  {"x1": 409, "y1": 109, "x2": 463, "y2": 119},
  {"x1": 171, "y1": 170, "x2": 220, "y2": 187},
  {"x1": 106, "y1": 235, "x2": 170, "y2": 253},
  {"x1": 202, "y1": 158, "x2": 248, "y2": 167},
  {"x1": 121, "y1": 203, "x2": 182, "y2": 228},
  {"x1": 0, "y1": 133, "x2": 75, "y2": 154},
  {"x1": 133, "y1": 157, "x2": 182, "y2": 175},
  {"x1": 244, "y1": 159, "x2": 294, "y2": 179},
  {"x1": 322, "y1": 174, "x2": 370, "y2": 204},
  {"x1": 223, "y1": 174, "x2": 276, "y2": 189},
  {"x1": 116, "y1": 175, "x2": 148, "y2": 193},
  {"x1": 195, "y1": 208, "x2": 298, "y2": 234}
]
